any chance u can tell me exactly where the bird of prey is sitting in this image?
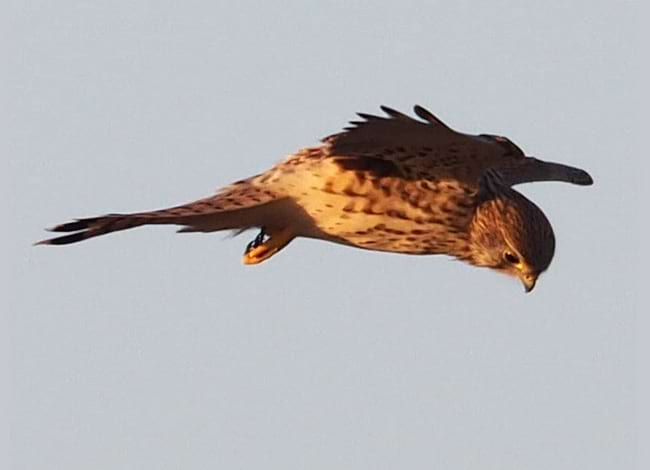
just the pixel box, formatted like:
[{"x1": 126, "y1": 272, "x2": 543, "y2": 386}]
[{"x1": 37, "y1": 105, "x2": 593, "y2": 292}]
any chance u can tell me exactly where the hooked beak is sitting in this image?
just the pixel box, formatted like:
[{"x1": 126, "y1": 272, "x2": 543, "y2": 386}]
[{"x1": 522, "y1": 273, "x2": 538, "y2": 293}]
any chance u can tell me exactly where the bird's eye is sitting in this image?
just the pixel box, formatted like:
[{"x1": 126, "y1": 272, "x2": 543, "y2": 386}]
[{"x1": 503, "y1": 251, "x2": 520, "y2": 264}]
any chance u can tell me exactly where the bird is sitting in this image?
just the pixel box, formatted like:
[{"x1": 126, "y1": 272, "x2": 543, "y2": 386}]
[{"x1": 37, "y1": 105, "x2": 593, "y2": 292}]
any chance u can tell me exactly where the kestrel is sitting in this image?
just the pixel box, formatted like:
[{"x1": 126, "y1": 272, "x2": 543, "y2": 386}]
[{"x1": 38, "y1": 106, "x2": 593, "y2": 291}]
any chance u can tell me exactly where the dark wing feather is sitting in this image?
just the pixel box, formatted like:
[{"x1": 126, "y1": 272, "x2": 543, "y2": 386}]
[
  {"x1": 320, "y1": 105, "x2": 593, "y2": 188},
  {"x1": 378, "y1": 106, "x2": 411, "y2": 120},
  {"x1": 320, "y1": 105, "x2": 505, "y2": 187},
  {"x1": 331, "y1": 156, "x2": 403, "y2": 178},
  {"x1": 322, "y1": 105, "x2": 461, "y2": 154},
  {"x1": 413, "y1": 105, "x2": 453, "y2": 129}
]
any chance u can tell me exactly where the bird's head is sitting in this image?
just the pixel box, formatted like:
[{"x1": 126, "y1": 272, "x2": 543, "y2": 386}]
[{"x1": 466, "y1": 189, "x2": 555, "y2": 292}]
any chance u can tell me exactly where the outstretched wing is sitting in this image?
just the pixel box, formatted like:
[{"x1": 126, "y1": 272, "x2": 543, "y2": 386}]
[
  {"x1": 321, "y1": 105, "x2": 593, "y2": 188},
  {"x1": 498, "y1": 157, "x2": 593, "y2": 187},
  {"x1": 323, "y1": 105, "x2": 459, "y2": 153},
  {"x1": 321, "y1": 105, "x2": 522, "y2": 188}
]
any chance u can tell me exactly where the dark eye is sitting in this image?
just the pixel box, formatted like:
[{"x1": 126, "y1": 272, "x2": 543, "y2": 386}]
[{"x1": 503, "y1": 251, "x2": 520, "y2": 264}]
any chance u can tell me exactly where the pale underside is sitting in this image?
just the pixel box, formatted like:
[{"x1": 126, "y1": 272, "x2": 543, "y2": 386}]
[
  {"x1": 181, "y1": 106, "x2": 590, "y2": 260},
  {"x1": 239, "y1": 149, "x2": 478, "y2": 256}
]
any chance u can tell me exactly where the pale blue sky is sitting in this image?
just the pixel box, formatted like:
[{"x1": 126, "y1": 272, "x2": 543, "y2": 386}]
[{"x1": 4, "y1": 1, "x2": 646, "y2": 469}]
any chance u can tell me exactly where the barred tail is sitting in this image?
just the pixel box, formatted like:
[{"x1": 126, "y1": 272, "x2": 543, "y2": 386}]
[{"x1": 36, "y1": 181, "x2": 283, "y2": 246}]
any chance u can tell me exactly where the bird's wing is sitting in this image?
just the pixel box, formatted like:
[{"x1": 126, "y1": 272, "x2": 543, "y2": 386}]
[
  {"x1": 321, "y1": 105, "x2": 517, "y2": 188},
  {"x1": 322, "y1": 105, "x2": 459, "y2": 151},
  {"x1": 321, "y1": 105, "x2": 593, "y2": 188},
  {"x1": 498, "y1": 157, "x2": 593, "y2": 187}
]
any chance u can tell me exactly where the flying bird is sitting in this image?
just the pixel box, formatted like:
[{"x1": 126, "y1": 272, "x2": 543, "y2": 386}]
[{"x1": 37, "y1": 105, "x2": 593, "y2": 292}]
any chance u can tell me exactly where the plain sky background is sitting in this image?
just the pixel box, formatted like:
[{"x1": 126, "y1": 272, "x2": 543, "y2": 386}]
[{"x1": 3, "y1": 1, "x2": 647, "y2": 469}]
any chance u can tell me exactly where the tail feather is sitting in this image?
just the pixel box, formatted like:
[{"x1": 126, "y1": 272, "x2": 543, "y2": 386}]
[
  {"x1": 37, "y1": 229, "x2": 107, "y2": 245},
  {"x1": 36, "y1": 182, "x2": 283, "y2": 246},
  {"x1": 47, "y1": 217, "x2": 107, "y2": 233},
  {"x1": 36, "y1": 214, "x2": 151, "y2": 246}
]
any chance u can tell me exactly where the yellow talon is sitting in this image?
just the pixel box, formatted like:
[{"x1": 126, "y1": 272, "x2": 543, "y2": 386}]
[
  {"x1": 243, "y1": 244, "x2": 274, "y2": 264},
  {"x1": 242, "y1": 227, "x2": 293, "y2": 265}
]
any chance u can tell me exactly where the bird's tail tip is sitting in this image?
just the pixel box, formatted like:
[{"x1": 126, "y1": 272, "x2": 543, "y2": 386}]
[
  {"x1": 34, "y1": 215, "x2": 133, "y2": 246},
  {"x1": 33, "y1": 230, "x2": 94, "y2": 246}
]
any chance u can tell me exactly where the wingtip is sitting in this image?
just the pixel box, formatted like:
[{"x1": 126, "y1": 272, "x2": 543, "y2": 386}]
[
  {"x1": 379, "y1": 105, "x2": 407, "y2": 119},
  {"x1": 413, "y1": 104, "x2": 426, "y2": 114},
  {"x1": 571, "y1": 169, "x2": 594, "y2": 186},
  {"x1": 412, "y1": 104, "x2": 451, "y2": 128}
]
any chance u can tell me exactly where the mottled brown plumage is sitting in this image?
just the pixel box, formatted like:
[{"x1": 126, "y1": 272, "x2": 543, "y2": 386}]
[{"x1": 37, "y1": 105, "x2": 593, "y2": 291}]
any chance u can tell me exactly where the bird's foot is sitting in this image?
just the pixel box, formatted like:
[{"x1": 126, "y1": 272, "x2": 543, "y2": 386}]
[
  {"x1": 245, "y1": 228, "x2": 268, "y2": 254},
  {"x1": 242, "y1": 227, "x2": 294, "y2": 265}
]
